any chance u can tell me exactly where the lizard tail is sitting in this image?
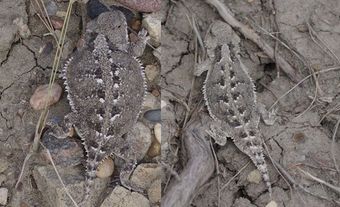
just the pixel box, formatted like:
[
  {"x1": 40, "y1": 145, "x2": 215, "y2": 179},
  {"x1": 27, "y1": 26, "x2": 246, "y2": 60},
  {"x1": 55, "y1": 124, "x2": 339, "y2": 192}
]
[
  {"x1": 250, "y1": 148, "x2": 272, "y2": 197},
  {"x1": 82, "y1": 145, "x2": 106, "y2": 202}
]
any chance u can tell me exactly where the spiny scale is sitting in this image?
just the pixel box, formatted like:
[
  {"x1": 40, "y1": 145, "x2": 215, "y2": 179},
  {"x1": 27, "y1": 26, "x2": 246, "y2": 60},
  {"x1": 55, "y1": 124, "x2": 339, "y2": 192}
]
[
  {"x1": 203, "y1": 44, "x2": 271, "y2": 195},
  {"x1": 63, "y1": 11, "x2": 146, "y2": 202}
]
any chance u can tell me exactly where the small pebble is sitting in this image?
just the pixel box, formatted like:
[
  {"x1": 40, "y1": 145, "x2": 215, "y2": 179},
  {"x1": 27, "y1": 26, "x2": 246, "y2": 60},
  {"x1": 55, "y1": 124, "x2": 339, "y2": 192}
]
[
  {"x1": 96, "y1": 157, "x2": 114, "y2": 178},
  {"x1": 247, "y1": 170, "x2": 261, "y2": 184},
  {"x1": 143, "y1": 109, "x2": 161, "y2": 123},
  {"x1": 56, "y1": 11, "x2": 67, "y2": 18},
  {"x1": 126, "y1": 122, "x2": 152, "y2": 161},
  {"x1": 50, "y1": 16, "x2": 64, "y2": 30},
  {"x1": 0, "y1": 188, "x2": 8, "y2": 205},
  {"x1": 45, "y1": 0, "x2": 58, "y2": 16},
  {"x1": 145, "y1": 65, "x2": 159, "y2": 82},
  {"x1": 130, "y1": 19, "x2": 142, "y2": 31},
  {"x1": 147, "y1": 140, "x2": 160, "y2": 157},
  {"x1": 143, "y1": 92, "x2": 159, "y2": 110},
  {"x1": 151, "y1": 89, "x2": 160, "y2": 97},
  {"x1": 100, "y1": 186, "x2": 149, "y2": 207},
  {"x1": 154, "y1": 123, "x2": 161, "y2": 143},
  {"x1": 143, "y1": 13, "x2": 161, "y2": 47},
  {"x1": 161, "y1": 100, "x2": 166, "y2": 108},
  {"x1": 87, "y1": 0, "x2": 109, "y2": 19},
  {"x1": 265, "y1": 201, "x2": 278, "y2": 207},
  {"x1": 148, "y1": 179, "x2": 161, "y2": 205},
  {"x1": 30, "y1": 83, "x2": 62, "y2": 110},
  {"x1": 130, "y1": 163, "x2": 162, "y2": 190}
]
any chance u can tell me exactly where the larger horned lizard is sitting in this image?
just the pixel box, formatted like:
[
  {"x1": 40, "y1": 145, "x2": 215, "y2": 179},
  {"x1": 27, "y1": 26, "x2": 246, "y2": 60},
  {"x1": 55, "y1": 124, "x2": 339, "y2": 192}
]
[
  {"x1": 203, "y1": 21, "x2": 272, "y2": 195},
  {"x1": 59, "y1": 11, "x2": 146, "y2": 201}
]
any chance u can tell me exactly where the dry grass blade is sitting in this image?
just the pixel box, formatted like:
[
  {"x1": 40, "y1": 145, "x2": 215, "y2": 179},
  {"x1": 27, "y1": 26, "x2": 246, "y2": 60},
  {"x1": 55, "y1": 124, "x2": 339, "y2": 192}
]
[
  {"x1": 298, "y1": 167, "x2": 340, "y2": 194},
  {"x1": 269, "y1": 66, "x2": 340, "y2": 110},
  {"x1": 272, "y1": 160, "x2": 334, "y2": 202},
  {"x1": 255, "y1": 24, "x2": 322, "y2": 117},
  {"x1": 319, "y1": 105, "x2": 340, "y2": 124},
  {"x1": 220, "y1": 161, "x2": 250, "y2": 191},
  {"x1": 32, "y1": 0, "x2": 59, "y2": 43},
  {"x1": 182, "y1": 13, "x2": 204, "y2": 128},
  {"x1": 40, "y1": 142, "x2": 79, "y2": 207},
  {"x1": 209, "y1": 139, "x2": 221, "y2": 207},
  {"x1": 15, "y1": 0, "x2": 76, "y2": 190},
  {"x1": 15, "y1": 109, "x2": 48, "y2": 188},
  {"x1": 307, "y1": 22, "x2": 340, "y2": 65}
]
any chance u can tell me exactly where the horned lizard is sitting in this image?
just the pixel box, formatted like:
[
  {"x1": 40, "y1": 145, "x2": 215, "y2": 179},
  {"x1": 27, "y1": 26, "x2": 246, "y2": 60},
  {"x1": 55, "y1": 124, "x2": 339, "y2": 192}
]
[
  {"x1": 203, "y1": 21, "x2": 272, "y2": 195},
  {"x1": 58, "y1": 11, "x2": 146, "y2": 201}
]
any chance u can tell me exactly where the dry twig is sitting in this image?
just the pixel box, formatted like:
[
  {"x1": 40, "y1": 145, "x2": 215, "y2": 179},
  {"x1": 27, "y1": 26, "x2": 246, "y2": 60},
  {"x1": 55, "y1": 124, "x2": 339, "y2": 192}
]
[
  {"x1": 331, "y1": 117, "x2": 340, "y2": 174},
  {"x1": 162, "y1": 113, "x2": 215, "y2": 207}
]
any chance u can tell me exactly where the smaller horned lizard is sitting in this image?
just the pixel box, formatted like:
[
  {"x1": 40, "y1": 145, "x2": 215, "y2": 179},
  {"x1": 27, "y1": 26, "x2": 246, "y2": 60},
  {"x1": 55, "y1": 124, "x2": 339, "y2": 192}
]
[
  {"x1": 56, "y1": 11, "x2": 147, "y2": 201},
  {"x1": 203, "y1": 21, "x2": 272, "y2": 195}
]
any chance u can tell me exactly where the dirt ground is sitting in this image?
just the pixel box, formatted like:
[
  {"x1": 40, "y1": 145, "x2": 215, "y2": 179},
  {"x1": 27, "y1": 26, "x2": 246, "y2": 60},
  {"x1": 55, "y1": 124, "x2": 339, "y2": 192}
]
[{"x1": 161, "y1": 0, "x2": 340, "y2": 206}]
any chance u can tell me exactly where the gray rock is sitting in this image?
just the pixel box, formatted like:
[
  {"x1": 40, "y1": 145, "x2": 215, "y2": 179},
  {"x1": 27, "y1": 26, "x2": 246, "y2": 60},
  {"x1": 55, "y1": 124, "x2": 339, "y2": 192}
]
[
  {"x1": 143, "y1": 109, "x2": 161, "y2": 123},
  {"x1": 126, "y1": 122, "x2": 152, "y2": 161},
  {"x1": 100, "y1": 186, "x2": 150, "y2": 207},
  {"x1": 0, "y1": 188, "x2": 8, "y2": 205},
  {"x1": 143, "y1": 13, "x2": 161, "y2": 47},
  {"x1": 45, "y1": 0, "x2": 58, "y2": 16},
  {"x1": 33, "y1": 165, "x2": 109, "y2": 207},
  {"x1": 232, "y1": 197, "x2": 256, "y2": 207},
  {"x1": 130, "y1": 163, "x2": 162, "y2": 190},
  {"x1": 40, "y1": 130, "x2": 84, "y2": 167}
]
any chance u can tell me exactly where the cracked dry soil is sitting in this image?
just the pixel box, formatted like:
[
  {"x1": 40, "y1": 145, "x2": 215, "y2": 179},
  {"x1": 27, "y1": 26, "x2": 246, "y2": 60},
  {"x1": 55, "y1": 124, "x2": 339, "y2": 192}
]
[
  {"x1": 161, "y1": 0, "x2": 340, "y2": 207},
  {"x1": 1, "y1": 0, "x2": 340, "y2": 207}
]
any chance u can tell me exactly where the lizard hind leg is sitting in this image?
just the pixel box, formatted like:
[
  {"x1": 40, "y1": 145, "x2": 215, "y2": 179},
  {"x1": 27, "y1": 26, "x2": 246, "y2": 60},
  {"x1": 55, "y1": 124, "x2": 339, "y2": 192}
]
[{"x1": 119, "y1": 161, "x2": 145, "y2": 193}]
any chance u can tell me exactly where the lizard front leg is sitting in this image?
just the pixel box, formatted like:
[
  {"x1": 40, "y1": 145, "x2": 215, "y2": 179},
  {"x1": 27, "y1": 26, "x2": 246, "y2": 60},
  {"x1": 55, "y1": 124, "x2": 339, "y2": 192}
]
[
  {"x1": 119, "y1": 161, "x2": 145, "y2": 193},
  {"x1": 256, "y1": 103, "x2": 277, "y2": 126},
  {"x1": 129, "y1": 28, "x2": 149, "y2": 57},
  {"x1": 206, "y1": 119, "x2": 233, "y2": 146}
]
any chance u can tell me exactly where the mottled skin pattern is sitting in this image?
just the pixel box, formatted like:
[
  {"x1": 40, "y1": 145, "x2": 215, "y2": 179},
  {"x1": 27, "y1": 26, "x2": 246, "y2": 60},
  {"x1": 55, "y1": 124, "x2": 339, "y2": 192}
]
[
  {"x1": 203, "y1": 44, "x2": 272, "y2": 195},
  {"x1": 62, "y1": 11, "x2": 146, "y2": 201}
]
